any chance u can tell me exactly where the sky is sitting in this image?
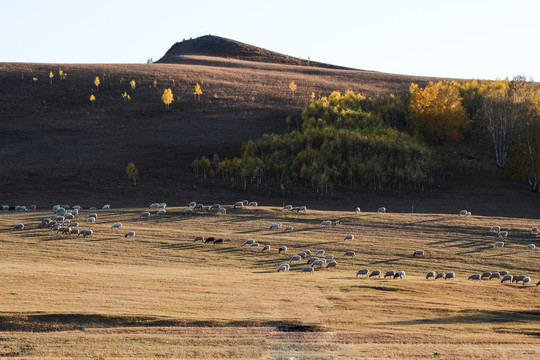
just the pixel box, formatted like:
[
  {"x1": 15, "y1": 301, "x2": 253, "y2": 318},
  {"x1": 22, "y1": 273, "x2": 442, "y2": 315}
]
[{"x1": 1, "y1": 0, "x2": 539, "y2": 81}]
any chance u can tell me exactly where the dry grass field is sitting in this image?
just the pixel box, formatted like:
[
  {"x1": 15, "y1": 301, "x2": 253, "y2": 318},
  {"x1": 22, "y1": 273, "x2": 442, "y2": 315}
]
[{"x1": 0, "y1": 204, "x2": 538, "y2": 359}]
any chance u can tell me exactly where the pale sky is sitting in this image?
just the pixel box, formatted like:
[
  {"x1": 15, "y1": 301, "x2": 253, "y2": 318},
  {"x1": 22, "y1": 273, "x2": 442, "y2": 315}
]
[{"x1": 1, "y1": 0, "x2": 538, "y2": 80}]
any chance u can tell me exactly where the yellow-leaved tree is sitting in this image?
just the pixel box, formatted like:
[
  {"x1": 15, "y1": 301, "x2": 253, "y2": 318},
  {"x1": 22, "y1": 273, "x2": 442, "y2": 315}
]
[
  {"x1": 49, "y1": 71, "x2": 54, "y2": 85},
  {"x1": 162, "y1": 88, "x2": 173, "y2": 110},
  {"x1": 125, "y1": 162, "x2": 139, "y2": 186},
  {"x1": 89, "y1": 94, "x2": 96, "y2": 103},
  {"x1": 193, "y1": 83, "x2": 202, "y2": 101},
  {"x1": 94, "y1": 76, "x2": 100, "y2": 91},
  {"x1": 408, "y1": 81, "x2": 469, "y2": 143},
  {"x1": 130, "y1": 80, "x2": 136, "y2": 90},
  {"x1": 289, "y1": 80, "x2": 297, "y2": 96}
]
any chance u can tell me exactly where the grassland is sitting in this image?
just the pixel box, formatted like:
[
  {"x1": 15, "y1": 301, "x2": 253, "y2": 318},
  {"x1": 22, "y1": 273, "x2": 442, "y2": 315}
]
[{"x1": 0, "y1": 205, "x2": 538, "y2": 359}]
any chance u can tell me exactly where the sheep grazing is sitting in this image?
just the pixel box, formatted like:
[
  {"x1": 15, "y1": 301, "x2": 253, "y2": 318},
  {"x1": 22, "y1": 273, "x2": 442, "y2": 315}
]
[
  {"x1": 316, "y1": 249, "x2": 325, "y2": 256},
  {"x1": 58, "y1": 227, "x2": 71, "y2": 235},
  {"x1": 183, "y1": 208, "x2": 193, "y2": 215},
  {"x1": 343, "y1": 251, "x2": 356, "y2": 258},
  {"x1": 481, "y1": 271, "x2": 492, "y2": 280},
  {"x1": 211, "y1": 204, "x2": 220, "y2": 210},
  {"x1": 489, "y1": 272, "x2": 501, "y2": 280},
  {"x1": 89, "y1": 213, "x2": 98, "y2": 220},
  {"x1": 284, "y1": 226, "x2": 293, "y2": 232},
  {"x1": 1, "y1": 205, "x2": 9, "y2": 211},
  {"x1": 468, "y1": 274, "x2": 481, "y2": 280},
  {"x1": 80, "y1": 229, "x2": 93, "y2": 238},
  {"x1": 111, "y1": 223, "x2": 122, "y2": 230},
  {"x1": 531, "y1": 227, "x2": 538, "y2": 234},
  {"x1": 324, "y1": 254, "x2": 334, "y2": 261},
  {"x1": 194, "y1": 235, "x2": 204, "y2": 243},
  {"x1": 157, "y1": 209, "x2": 167, "y2": 216},
  {"x1": 354, "y1": 207, "x2": 361, "y2": 214},
  {"x1": 278, "y1": 246, "x2": 287, "y2": 253},
  {"x1": 499, "y1": 270, "x2": 509, "y2": 276},
  {"x1": 444, "y1": 272, "x2": 455, "y2": 280},
  {"x1": 213, "y1": 238, "x2": 224, "y2": 245},
  {"x1": 194, "y1": 203, "x2": 203, "y2": 211},
  {"x1": 498, "y1": 231, "x2": 508, "y2": 238},
  {"x1": 13, "y1": 224, "x2": 24, "y2": 230},
  {"x1": 369, "y1": 270, "x2": 381, "y2": 278},
  {"x1": 277, "y1": 264, "x2": 290, "y2": 272},
  {"x1": 28, "y1": 205, "x2": 36, "y2": 211},
  {"x1": 377, "y1": 207, "x2": 387, "y2": 213},
  {"x1": 243, "y1": 239, "x2": 255, "y2": 246},
  {"x1": 512, "y1": 275, "x2": 526, "y2": 283},
  {"x1": 248, "y1": 201, "x2": 258, "y2": 207},
  {"x1": 290, "y1": 255, "x2": 302, "y2": 264},
  {"x1": 269, "y1": 222, "x2": 282, "y2": 230},
  {"x1": 326, "y1": 260, "x2": 338, "y2": 270},
  {"x1": 493, "y1": 241, "x2": 504, "y2": 248},
  {"x1": 301, "y1": 267, "x2": 315, "y2": 274},
  {"x1": 537, "y1": 280, "x2": 540, "y2": 286},
  {"x1": 458, "y1": 209, "x2": 468, "y2": 216},
  {"x1": 249, "y1": 242, "x2": 260, "y2": 249},
  {"x1": 311, "y1": 259, "x2": 326, "y2": 268},
  {"x1": 282, "y1": 205, "x2": 293, "y2": 211},
  {"x1": 140, "y1": 211, "x2": 150, "y2": 219},
  {"x1": 319, "y1": 220, "x2": 332, "y2": 228},
  {"x1": 217, "y1": 208, "x2": 227, "y2": 215},
  {"x1": 204, "y1": 237, "x2": 215, "y2": 244},
  {"x1": 501, "y1": 274, "x2": 513, "y2": 283},
  {"x1": 69, "y1": 228, "x2": 80, "y2": 236},
  {"x1": 344, "y1": 234, "x2": 354, "y2": 241},
  {"x1": 356, "y1": 268, "x2": 369, "y2": 277},
  {"x1": 394, "y1": 271, "x2": 406, "y2": 279},
  {"x1": 188, "y1": 201, "x2": 196, "y2": 208},
  {"x1": 435, "y1": 272, "x2": 445, "y2": 280},
  {"x1": 297, "y1": 251, "x2": 308, "y2": 259},
  {"x1": 490, "y1": 225, "x2": 501, "y2": 233},
  {"x1": 426, "y1": 271, "x2": 436, "y2": 280},
  {"x1": 294, "y1": 206, "x2": 307, "y2": 213},
  {"x1": 102, "y1": 204, "x2": 111, "y2": 210},
  {"x1": 51, "y1": 224, "x2": 61, "y2": 232},
  {"x1": 262, "y1": 244, "x2": 271, "y2": 252},
  {"x1": 307, "y1": 257, "x2": 319, "y2": 265},
  {"x1": 233, "y1": 201, "x2": 244, "y2": 208},
  {"x1": 522, "y1": 277, "x2": 531, "y2": 286},
  {"x1": 412, "y1": 250, "x2": 424, "y2": 257},
  {"x1": 125, "y1": 231, "x2": 135, "y2": 238},
  {"x1": 86, "y1": 217, "x2": 96, "y2": 224},
  {"x1": 526, "y1": 244, "x2": 536, "y2": 251},
  {"x1": 302, "y1": 250, "x2": 311, "y2": 256},
  {"x1": 335, "y1": 220, "x2": 343, "y2": 225},
  {"x1": 384, "y1": 270, "x2": 396, "y2": 279}
]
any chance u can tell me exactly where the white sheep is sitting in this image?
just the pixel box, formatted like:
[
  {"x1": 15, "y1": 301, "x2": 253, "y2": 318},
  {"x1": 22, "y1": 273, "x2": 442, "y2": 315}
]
[
  {"x1": 316, "y1": 249, "x2": 325, "y2": 255},
  {"x1": 248, "y1": 201, "x2": 258, "y2": 207},
  {"x1": 202, "y1": 205, "x2": 211, "y2": 212},
  {"x1": 1, "y1": 205, "x2": 9, "y2": 211},
  {"x1": 183, "y1": 208, "x2": 193, "y2": 215},
  {"x1": 233, "y1": 201, "x2": 244, "y2": 208},
  {"x1": 490, "y1": 225, "x2": 501, "y2": 233},
  {"x1": 343, "y1": 251, "x2": 356, "y2": 258},
  {"x1": 501, "y1": 274, "x2": 513, "y2": 283},
  {"x1": 377, "y1": 207, "x2": 386, "y2": 213},
  {"x1": 369, "y1": 270, "x2": 381, "y2": 278},
  {"x1": 269, "y1": 222, "x2": 282, "y2": 230},
  {"x1": 13, "y1": 224, "x2": 24, "y2": 230},
  {"x1": 354, "y1": 207, "x2": 361, "y2": 214},
  {"x1": 194, "y1": 203, "x2": 203, "y2": 211},
  {"x1": 284, "y1": 226, "x2": 293, "y2": 232},
  {"x1": 125, "y1": 231, "x2": 135, "y2": 238},
  {"x1": 413, "y1": 250, "x2": 425, "y2": 257},
  {"x1": 211, "y1": 204, "x2": 220, "y2": 210},
  {"x1": 426, "y1": 271, "x2": 436, "y2": 280},
  {"x1": 149, "y1": 203, "x2": 159, "y2": 209},
  {"x1": 326, "y1": 260, "x2": 338, "y2": 270},
  {"x1": 157, "y1": 203, "x2": 167, "y2": 209},
  {"x1": 356, "y1": 268, "x2": 369, "y2": 277},
  {"x1": 301, "y1": 267, "x2": 315, "y2": 274},
  {"x1": 526, "y1": 244, "x2": 536, "y2": 251},
  {"x1": 512, "y1": 275, "x2": 526, "y2": 283},
  {"x1": 531, "y1": 227, "x2": 538, "y2": 234},
  {"x1": 307, "y1": 257, "x2": 319, "y2": 265},
  {"x1": 188, "y1": 201, "x2": 196, "y2": 208},
  {"x1": 69, "y1": 228, "x2": 80, "y2": 236},
  {"x1": 262, "y1": 245, "x2": 271, "y2": 252},
  {"x1": 217, "y1": 208, "x2": 227, "y2": 215},
  {"x1": 157, "y1": 209, "x2": 167, "y2": 215},
  {"x1": 394, "y1": 271, "x2": 406, "y2": 279},
  {"x1": 294, "y1": 206, "x2": 307, "y2": 213},
  {"x1": 444, "y1": 272, "x2": 455, "y2": 280},
  {"x1": 435, "y1": 272, "x2": 445, "y2": 280},
  {"x1": 319, "y1": 220, "x2": 332, "y2": 228},
  {"x1": 468, "y1": 274, "x2": 481, "y2": 280},
  {"x1": 481, "y1": 271, "x2": 492, "y2": 280},
  {"x1": 493, "y1": 241, "x2": 504, "y2": 248},
  {"x1": 498, "y1": 231, "x2": 508, "y2": 237},
  {"x1": 324, "y1": 254, "x2": 334, "y2": 260},
  {"x1": 89, "y1": 213, "x2": 98, "y2": 220},
  {"x1": 297, "y1": 251, "x2": 308, "y2": 259},
  {"x1": 282, "y1": 205, "x2": 293, "y2": 211},
  {"x1": 72, "y1": 205, "x2": 82, "y2": 211},
  {"x1": 302, "y1": 250, "x2": 311, "y2": 256},
  {"x1": 80, "y1": 229, "x2": 93, "y2": 238},
  {"x1": 111, "y1": 223, "x2": 122, "y2": 230},
  {"x1": 250, "y1": 243, "x2": 260, "y2": 249},
  {"x1": 458, "y1": 209, "x2": 468, "y2": 216},
  {"x1": 384, "y1": 270, "x2": 395, "y2": 278},
  {"x1": 28, "y1": 205, "x2": 36, "y2": 211},
  {"x1": 499, "y1": 270, "x2": 509, "y2": 276},
  {"x1": 522, "y1": 277, "x2": 531, "y2": 286},
  {"x1": 194, "y1": 235, "x2": 204, "y2": 242},
  {"x1": 344, "y1": 234, "x2": 354, "y2": 241},
  {"x1": 290, "y1": 255, "x2": 302, "y2": 263},
  {"x1": 243, "y1": 239, "x2": 255, "y2": 246},
  {"x1": 102, "y1": 204, "x2": 111, "y2": 209},
  {"x1": 140, "y1": 211, "x2": 151, "y2": 219},
  {"x1": 489, "y1": 272, "x2": 501, "y2": 280},
  {"x1": 311, "y1": 259, "x2": 326, "y2": 268},
  {"x1": 86, "y1": 217, "x2": 96, "y2": 224},
  {"x1": 278, "y1": 245, "x2": 287, "y2": 253},
  {"x1": 277, "y1": 264, "x2": 290, "y2": 272}
]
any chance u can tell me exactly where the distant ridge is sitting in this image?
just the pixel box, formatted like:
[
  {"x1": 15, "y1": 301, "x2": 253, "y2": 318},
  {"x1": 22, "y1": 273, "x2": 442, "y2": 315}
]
[{"x1": 157, "y1": 35, "x2": 352, "y2": 70}]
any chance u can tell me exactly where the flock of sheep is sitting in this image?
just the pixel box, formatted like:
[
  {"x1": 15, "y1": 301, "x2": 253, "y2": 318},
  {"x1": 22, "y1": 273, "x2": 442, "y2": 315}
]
[{"x1": 4, "y1": 202, "x2": 539, "y2": 287}]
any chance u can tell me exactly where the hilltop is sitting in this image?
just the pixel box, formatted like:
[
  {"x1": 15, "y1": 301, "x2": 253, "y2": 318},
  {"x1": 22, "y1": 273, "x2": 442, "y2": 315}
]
[{"x1": 0, "y1": 36, "x2": 537, "y2": 214}]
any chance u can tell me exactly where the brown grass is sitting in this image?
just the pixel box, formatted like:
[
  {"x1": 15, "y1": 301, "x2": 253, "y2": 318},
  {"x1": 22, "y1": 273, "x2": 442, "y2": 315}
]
[{"x1": 0, "y1": 206, "x2": 538, "y2": 358}]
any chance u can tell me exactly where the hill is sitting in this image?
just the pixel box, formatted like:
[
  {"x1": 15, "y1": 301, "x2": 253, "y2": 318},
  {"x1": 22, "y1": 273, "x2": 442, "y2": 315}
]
[{"x1": 0, "y1": 36, "x2": 537, "y2": 215}]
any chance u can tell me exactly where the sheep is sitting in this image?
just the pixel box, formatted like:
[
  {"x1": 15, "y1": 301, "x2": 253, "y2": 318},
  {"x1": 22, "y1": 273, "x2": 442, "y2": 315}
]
[
  {"x1": 307, "y1": 257, "x2": 319, "y2": 265},
  {"x1": 493, "y1": 241, "x2": 504, "y2": 248},
  {"x1": 52, "y1": 205, "x2": 61, "y2": 211},
  {"x1": 326, "y1": 260, "x2": 338, "y2": 270},
  {"x1": 297, "y1": 251, "x2": 308, "y2": 259},
  {"x1": 51, "y1": 224, "x2": 61, "y2": 232},
  {"x1": 54, "y1": 215, "x2": 65, "y2": 222},
  {"x1": 188, "y1": 201, "x2": 196, "y2": 208},
  {"x1": 89, "y1": 207, "x2": 97, "y2": 210},
  {"x1": 344, "y1": 234, "x2": 354, "y2": 241},
  {"x1": 269, "y1": 222, "x2": 282, "y2": 230},
  {"x1": 28, "y1": 205, "x2": 36, "y2": 211},
  {"x1": 140, "y1": 211, "x2": 150, "y2": 219},
  {"x1": 311, "y1": 259, "x2": 326, "y2": 268},
  {"x1": 194, "y1": 235, "x2": 204, "y2": 242},
  {"x1": 194, "y1": 203, "x2": 203, "y2": 211},
  {"x1": 302, "y1": 250, "x2": 311, "y2": 256},
  {"x1": 58, "y1": 227, "x2": 71, "y2": 235},
  {"x1": 13, "y1": 224, "x2": 24, "y2": 230},
  {"x1": 277, "y1": 264, "x2": 290, "y2": 272},
  {"x1": 234, "y1": 201, "x2": 244, "y2": 208},
  {"x1": 64, "y1": 213, "x2": 74, "y2": 220},
  {"x1": 262, "y1": 244, "x2": 271, "y2": 252},
  {"x1": 377, "y1": 207, "x2": 387, "y2": 213},
  {"x1": 426, "y1": 271, "x2": 436, "y2": 280},
  {"x1": 468, "y1": 274, "x2": 481, "y2": 280},
  {"x1": 537, "y1": 280, "x2": 540, "y2": 286},
  {"x1": 243, "y1": 239, "x2": 255, "y2": 246},
  {"x1": 69, "y1": 228, "x2": 80, "y2": 236},
  {"x1": 394, "y1": 271, "x2": 406, "y2": 279},
  {"x1": 435, "y1": 272, "x2": 445, "y2": 280},
  {"x1": 335, "y1": 220, "x2": 343, "y2": 226},
  {"x1": 289, "y1": 255, "x2": 302, "y2": 264},
  {"x1": 183, "y1": 208, "x2": 193, "y2": 215},
  {"x1": 481, "y1": 271, "x2": 492, "y2": 280},
  {"x1": 343, "y1": 251, "x2": 356, "y2": 258},
  {"x1": 498, "y1": 231, "x2": 508, "y2": 237},
  {"x1": 316, "y1": 249, "x2": 325, "y2": 256},
  {"x1": 278, "y1": 246, "x2": 287, "y2": 253},
  {"x1": 489, "y1": 272, "x2": 501, "y2": 280},
  {"x1": 111, "y1": 223, "x2": 122, "y2": 230},
  {"x1": 282, "y1": 205, "x2": 293, "y2": 211},
  {"x1": 204, "y1": 237, "x2": 215, "y2": 244},
  {"x1": 86, "y1": 217, "x2": 96, "y2": 224},
  {"x1": 242, "y1": 200, "x2": 248, "y2": 206},
  {"x1": 72, "y1": 205, "x2": 82, "y2": 211},
  {"x1": 149, "y1": 203, "x2": 159, "y2": 209},
  {"x1": 80, "y1": 229, "x2": 93, "y2": 238},
  {"x1": 89, "y1": 213, "x2": 98, "y2": 220},
  {"x1": 526, "y1": 244, "x2": 536, "y2": 251},
  {"x1": 531, "y1": 227, "x2": 538, "y2": 234},
  {"x1": 248, "y1": 201, "x2": 258, "y2": 207},
  {"x1": 501, "y1": 274, "x2": 513, "y2": 283},
  {"x1": 1, "y1": 205, "x2": 9, "y2": 211},
  {"x1": 413, "y1": 250, "x2": 425, "y2": 257},
  {"x1": 354, "y1": 207, "x2": 361, "y2": 214},
  {"x1": 217, "y1": 208, "x2": 227, "y2": 215},
  {"x1": 157, "y1": 209, "x2": 167, "y2": 216},
  {"x1": 125, "y1": 231, "x2": 135, "y2": 238},
  {"x1": 102, "y1": 204, "x2": 111, "y2": 210},
  {"x1": 319, "y1": 220, "x2": 332, "y2": 228},
  {"x1": 324, "y1": 254, "x2": 334, "y2": 261},
  {"x1": 211, "y1": 204, "x2": 220, "y2": 210},
  {"x1": 465, "y1": 211, "x2": 472, "y2": 217},
  {"x1": 444, "y1": 272, "x2": 455, "y2": 280},
  {"x1": 356, "y1": 268, "x2": 369, "y2": 277},
  {"x1": 522, "y1": 277, "x2": 531, "y2": 286},
  {"x1": 301, "y1": 267, "x2": 315, "y2": 274},
  {"x1": 384, "y1": 270, "x2": 396, "y2": 279},
  {"x1": 157, "y1": 203, "x2": 167, "y2": 209},
  {"x1": 249, "y1": 242, "x2": 260, "y2": 249},
  {"x1": 284, "y1": 226, "x2": 293, "y2": 232},
  {"x1": 369, "y1": 270, "x2": 381, "y2": 278},
  {"x1": 295, "y1": 206, "x2": 307, "y2": 213},
  {"x1": 213, "y1": 238, "x2": 224, "y2": 245},
  {"x1": 499, "y1": 270, "x2": 509, "y2": 276},
  {"x1": 490, "y1": 225, "x2": 501, "y2": 233},
  {"x1": 512, "y1": 275, "x2": 526, "y2": 283},
  {"x1": 61, "y1": 204, "x2": 70, "y2": 210},
  {"x1": 458, "y1": 209, "x2": 468, "y2": 216}
]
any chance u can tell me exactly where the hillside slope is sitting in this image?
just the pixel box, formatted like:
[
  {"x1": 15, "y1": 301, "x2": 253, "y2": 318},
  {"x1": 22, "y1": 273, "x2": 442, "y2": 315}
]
[{"x1": 0, "y1": 36, "x2": 536, "y2": 214}]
